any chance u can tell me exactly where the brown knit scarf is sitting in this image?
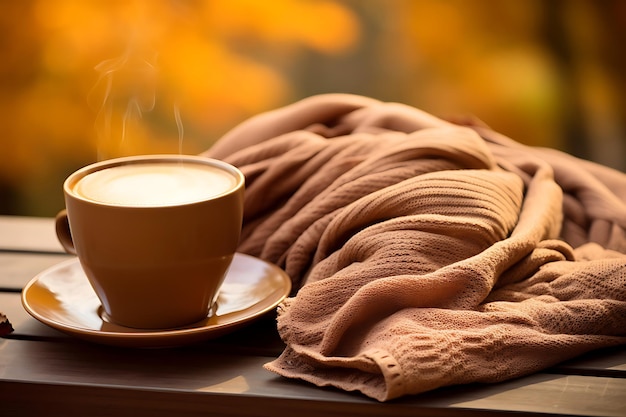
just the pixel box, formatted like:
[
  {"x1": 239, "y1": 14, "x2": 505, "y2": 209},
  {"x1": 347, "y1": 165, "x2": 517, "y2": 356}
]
[{"x1": 203, "y1": 93, "x2": 626, "y2": 401}]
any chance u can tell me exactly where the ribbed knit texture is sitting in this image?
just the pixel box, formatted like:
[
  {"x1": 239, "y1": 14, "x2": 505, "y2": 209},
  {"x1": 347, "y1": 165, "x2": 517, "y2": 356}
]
[{"x1": 203, "y1": 94, "x2": 626, "y2": 401}]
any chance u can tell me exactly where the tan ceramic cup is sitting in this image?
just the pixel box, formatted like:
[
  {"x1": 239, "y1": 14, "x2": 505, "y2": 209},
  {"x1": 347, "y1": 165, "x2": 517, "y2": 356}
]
[{"x1": 55, "y1": 154, "x2": 245, "y2": 329}]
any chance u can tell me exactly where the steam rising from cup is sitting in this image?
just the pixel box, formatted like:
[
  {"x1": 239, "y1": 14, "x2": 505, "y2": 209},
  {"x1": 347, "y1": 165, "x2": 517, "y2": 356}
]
[
  {"x1": 174, "y1": 100, "x2": 183, "y2": 155},
  {"x1": 89, "y1": 46, "x2": 183, "y2": 160}
]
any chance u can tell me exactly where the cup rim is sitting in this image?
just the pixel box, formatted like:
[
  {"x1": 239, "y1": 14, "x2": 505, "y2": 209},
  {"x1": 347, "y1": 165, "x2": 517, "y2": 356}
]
[{"x1": 63, "y1": 154, "x2": 245, "y2": 208}]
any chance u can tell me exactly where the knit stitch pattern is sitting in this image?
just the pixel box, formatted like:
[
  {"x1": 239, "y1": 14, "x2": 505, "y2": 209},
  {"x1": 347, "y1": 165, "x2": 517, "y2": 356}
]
[{"x1": 203, "y1": 94, "x2": 626, "y2": 401}]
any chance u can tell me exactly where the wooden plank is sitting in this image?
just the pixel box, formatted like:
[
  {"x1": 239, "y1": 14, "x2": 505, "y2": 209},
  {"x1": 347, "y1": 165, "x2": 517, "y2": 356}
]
[
  {"x1": 555, "y1": 345, "x2": 626, "y2": 375},
  {"x1": 0, "y1": 252, "x2": 73, "y2": 290},
  {"x1": 1, "y1": 338, "x2": 625, "y2": 417},
  {"x1": 431, "y1": 374, "x2": 626, "y2": 417},
  {"x1": 0, "y1": 216, "x2": 64, "y2": 253}
]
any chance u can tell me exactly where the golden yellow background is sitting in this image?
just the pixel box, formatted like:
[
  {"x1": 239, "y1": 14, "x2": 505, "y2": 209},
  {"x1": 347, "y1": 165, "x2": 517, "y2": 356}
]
[{"x1": 1, "y1": 0, "x2": 624, "y2": 216}]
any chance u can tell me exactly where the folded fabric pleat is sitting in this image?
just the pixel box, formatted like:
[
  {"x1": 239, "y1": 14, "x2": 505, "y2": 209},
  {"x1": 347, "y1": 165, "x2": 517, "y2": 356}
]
[{"x1": 203, "y1": 93, "x2": 626, "y2": 401}]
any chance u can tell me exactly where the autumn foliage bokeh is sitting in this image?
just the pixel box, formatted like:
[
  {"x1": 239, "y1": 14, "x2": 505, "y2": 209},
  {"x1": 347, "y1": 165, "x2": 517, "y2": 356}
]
[{"x1": 1, "y1": 0, "x2": 624, "y2": 216}]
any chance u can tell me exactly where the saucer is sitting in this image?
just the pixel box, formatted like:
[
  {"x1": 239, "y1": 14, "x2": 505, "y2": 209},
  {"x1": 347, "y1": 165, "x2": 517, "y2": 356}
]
[{"x1": 22, "y1": 253, "x2": 291, "y2": 348}]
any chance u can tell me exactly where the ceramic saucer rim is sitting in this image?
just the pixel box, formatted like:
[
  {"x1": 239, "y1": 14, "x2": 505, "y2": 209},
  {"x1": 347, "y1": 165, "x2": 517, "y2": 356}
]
[{"x1": 21, "y1": 254, "x2": 291, "y2": 347}]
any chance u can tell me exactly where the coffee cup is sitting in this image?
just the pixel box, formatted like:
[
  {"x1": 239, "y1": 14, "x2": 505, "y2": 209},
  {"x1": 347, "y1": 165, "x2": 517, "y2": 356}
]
[{"x1": 55, "y1": 154, "x2": 245, "y2": 329}]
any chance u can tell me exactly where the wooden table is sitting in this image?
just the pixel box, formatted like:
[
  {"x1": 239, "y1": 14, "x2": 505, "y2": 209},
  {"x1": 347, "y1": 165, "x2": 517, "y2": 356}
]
[{"x1": 1, "y1": 215, "x2": 625, "y2": 416}]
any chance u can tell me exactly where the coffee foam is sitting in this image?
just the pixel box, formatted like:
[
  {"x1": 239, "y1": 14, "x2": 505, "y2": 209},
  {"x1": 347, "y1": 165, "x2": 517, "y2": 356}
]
[{"x1": 74, "y1": 162, "x2": 237, "y2": 206}]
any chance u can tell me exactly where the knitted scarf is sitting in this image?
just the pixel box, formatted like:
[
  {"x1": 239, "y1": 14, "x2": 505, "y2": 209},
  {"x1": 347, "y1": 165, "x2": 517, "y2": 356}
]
[{"x1": 203, "y1": 93, "x2": 626, "y2": 401}]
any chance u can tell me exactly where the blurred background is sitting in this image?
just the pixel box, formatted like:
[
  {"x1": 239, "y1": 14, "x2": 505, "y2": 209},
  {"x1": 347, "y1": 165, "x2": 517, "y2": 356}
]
[{"x1": 1, "y1": 0, "x2": 624, "y2": 217}]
